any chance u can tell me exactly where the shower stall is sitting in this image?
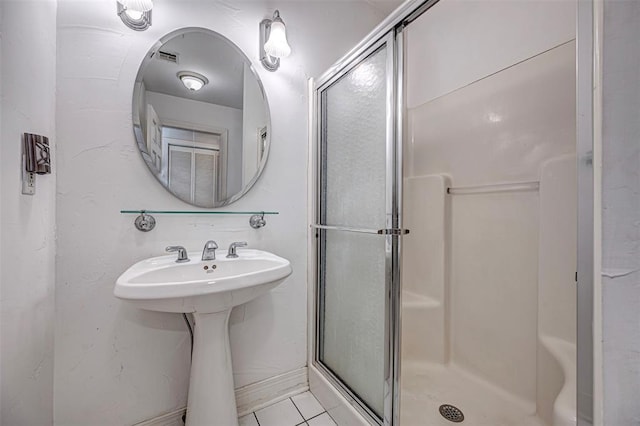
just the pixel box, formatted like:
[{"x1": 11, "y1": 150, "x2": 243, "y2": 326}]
[{"x1": 309, "y1": 1, "x2": 593, "y2": 425}]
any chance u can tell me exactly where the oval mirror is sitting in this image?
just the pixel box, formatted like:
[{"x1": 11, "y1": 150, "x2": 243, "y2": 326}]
[{"x1": 132, "y1": 28, "x2": 270, "y2": 208}]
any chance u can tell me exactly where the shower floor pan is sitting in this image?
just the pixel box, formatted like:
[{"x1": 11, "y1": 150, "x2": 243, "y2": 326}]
[{"x1": 400, "y1": 361, "x2": 547, "y2": 426}]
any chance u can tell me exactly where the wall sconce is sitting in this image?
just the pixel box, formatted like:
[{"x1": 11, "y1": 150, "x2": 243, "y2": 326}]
[
  {"x1": 259, "y1": 10, "x2": 291, "y2": 72},
  {"x1": 117, "y1": 0, "x2": 153, "y2": 31},
  {"x1": 177, "y1": 71, "x2": 208, "y2": 92}
]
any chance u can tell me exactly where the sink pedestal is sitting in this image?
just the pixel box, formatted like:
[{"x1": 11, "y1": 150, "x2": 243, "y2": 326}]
[
  {"x1": 186, "y1": 310, "x2": 238, "y2": 426},
  {"x1": 114, "y1": 249, "x2": 293, "y2": 425}
]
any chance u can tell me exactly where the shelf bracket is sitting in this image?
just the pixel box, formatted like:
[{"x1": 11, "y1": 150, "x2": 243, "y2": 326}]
[
  {"x1": 249, "y1": 212, "x2": 267, "y2": 229},
  {"x1": 134, "y1": 211, "x2": 156, "y2": 232}
]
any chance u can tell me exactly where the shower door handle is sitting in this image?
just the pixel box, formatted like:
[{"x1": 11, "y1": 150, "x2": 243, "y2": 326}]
[
  {"x1": 377, "y1": 228, "x2": 410, "y2": 235},
  {"x1": 310, "y1": 224, "x2": 410, "y2": 235}
]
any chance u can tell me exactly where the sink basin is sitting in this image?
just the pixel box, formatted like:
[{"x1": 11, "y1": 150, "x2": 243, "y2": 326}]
[
  {"x1": 114, "y1": 248, "x2": 292, "y2": 426},
  {"x1": 115, "y1": 249, "x2": 292, "y2": 313}
]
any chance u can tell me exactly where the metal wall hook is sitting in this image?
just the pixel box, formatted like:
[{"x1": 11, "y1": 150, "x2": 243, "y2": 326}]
[
  {"x1": 249, "y1": 212, "x2": 267, "y2": 229},
  {"x1": 134, "y1": 211, "x2": 156, "y2": 232}
]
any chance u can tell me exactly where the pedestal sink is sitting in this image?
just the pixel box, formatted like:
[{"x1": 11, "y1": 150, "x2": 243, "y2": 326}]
[{"x1": 114, "y1": 249, "x2": 292, "y2": 426}]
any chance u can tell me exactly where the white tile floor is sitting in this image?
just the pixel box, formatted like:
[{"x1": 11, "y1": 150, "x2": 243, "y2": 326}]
[{"x1": 239, "y1": 391, "x2": 337, "y2": 426}]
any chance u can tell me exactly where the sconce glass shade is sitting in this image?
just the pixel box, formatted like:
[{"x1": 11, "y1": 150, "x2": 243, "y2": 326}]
[
  {"x1": 117, "y1": 0, "x2": 152, "y2": 31},
  {"x1": 125, "y1": 9, "x2": 144, "y2": 20},
  {"x1": 260, "y1": 10, "x2": 291, "y2": 72},
  {"x1": 177, "y1": 72, "x2": 208, "y2": 92},
  {"x1": 264, "y1": 19, "x2": 291, "y2": 58},
  {"x1": 119, "y1": 0, "x2": 153, "y2": 13}
]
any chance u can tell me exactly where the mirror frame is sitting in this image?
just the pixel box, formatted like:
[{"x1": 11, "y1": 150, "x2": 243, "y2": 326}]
[{"x1": 132, "y1": 27, "x2": 272, "y2": 208}]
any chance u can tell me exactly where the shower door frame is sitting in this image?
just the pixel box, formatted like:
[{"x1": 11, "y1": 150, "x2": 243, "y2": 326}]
[
  {"x1": 310, "y1": 3, "x2": 447, "y2": 424},
  {"x1": 309, "y1": 0, "x2": 598, "y2": 424},
  {"x1": 311, "y1": 31, "x2": 401, "y2": 426}
]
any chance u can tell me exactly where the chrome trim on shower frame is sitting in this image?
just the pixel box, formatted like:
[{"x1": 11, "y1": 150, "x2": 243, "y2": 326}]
[
  {"x1": 311, "y1": 224, "x2": 382, "y2": 235},
  {"x1": 310, "y1": 224, "x2": 409, "y2": 235},
  {"x1": 314, "y1": 33, "x2": 397, "y2": 426},
  {"x1": 389, "y1": 25, "x2": 404, "y2": 426},
  {"x1": 576, "y1": 0, "x2": 597, "y2": 423},
  {"x1": 312, "y1": 2, "x2": 441, "y2": 426},
  {"x1": 382, "y1": 25, "x2": 398, "y2": 426}
]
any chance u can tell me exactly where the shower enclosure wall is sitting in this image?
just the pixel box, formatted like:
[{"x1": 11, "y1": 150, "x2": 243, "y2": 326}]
[
  {"x1": 400, "y1": 3, "x2": 577, "y2": 425},
  {"x1": 309, "y1": 1, "x2": 587, "y2": 425}
]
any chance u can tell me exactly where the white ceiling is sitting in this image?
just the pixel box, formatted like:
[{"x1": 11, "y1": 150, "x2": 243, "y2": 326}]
[
  {"x1": 142, "y1": 31, "x2": 247, "y2": 110},
  {"x1": 363, "y1": 0, "x2": 404, "y2": 18}
]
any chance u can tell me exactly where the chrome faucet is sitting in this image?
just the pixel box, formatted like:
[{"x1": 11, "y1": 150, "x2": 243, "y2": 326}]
[
  {"x1": 201, "y1": 240, "x2": 218, "y2": 261},
  {"x1": 226, "y1": 242, "x2": 248, "y2": 258},
  {"x1": 166, "y1": 246, "x2": 189, "y2": 263}
]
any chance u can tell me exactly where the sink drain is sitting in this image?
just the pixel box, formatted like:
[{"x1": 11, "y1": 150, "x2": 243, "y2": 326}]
[{"x1": 439, "y1": 404, "x2": 464, "y2": 423}]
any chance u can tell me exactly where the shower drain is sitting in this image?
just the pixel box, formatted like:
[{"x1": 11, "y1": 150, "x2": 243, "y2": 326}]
[{"x1": 439, "y1": 404, "x2": 464, "y2": 423}]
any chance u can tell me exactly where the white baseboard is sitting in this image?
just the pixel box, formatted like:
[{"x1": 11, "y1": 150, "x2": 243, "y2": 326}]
[
  {"x1": 236, "y1": 367, "x2": 309, "y2": 416},
  {"x1": 135, "y1": 367, "x2": 308, "y2": 425}
]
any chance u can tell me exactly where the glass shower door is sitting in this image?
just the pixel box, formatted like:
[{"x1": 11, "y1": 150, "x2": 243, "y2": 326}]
[{"x1": 314, "y1": 32, "x2": 401, "y2": 425}]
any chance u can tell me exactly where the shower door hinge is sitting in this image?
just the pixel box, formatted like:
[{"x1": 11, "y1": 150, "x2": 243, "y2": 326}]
[{"x1": 377, "y1": 228, "x2": 410, "y2": 235}]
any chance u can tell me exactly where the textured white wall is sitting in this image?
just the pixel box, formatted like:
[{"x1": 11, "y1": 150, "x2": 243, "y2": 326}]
[
  {"x1": 0, "y1": 1, "x2": 57, "y2": 425},
  {"x1": 601, "y1": 1, "x2": 640, "y2": 423},
  {"x1": 54, "y1": 1, "x2": 385, "y2": 425}
]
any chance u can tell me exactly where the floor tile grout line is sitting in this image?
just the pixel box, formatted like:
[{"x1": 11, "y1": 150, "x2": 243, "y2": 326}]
[
  {"x1": 290, "y1": 396, "x2": 309, "y2": 422},
  {"x1": 249, "y1": 395, "x2": 331, "y2": 426},
  {"x1": 305, "y1": 411, "x2": 327, "y2": 422},
  {"x1": 291, "y1": 393, "x2": 330, "y2": 422}
]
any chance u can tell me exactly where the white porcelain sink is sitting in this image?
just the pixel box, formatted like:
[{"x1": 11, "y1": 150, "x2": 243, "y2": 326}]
[
  {"x1": 114, "y1": 248, "x2": 292, "y2": 426},
  {"x1": 115, "y1": 249, "x2": 292, "y2": 313}
]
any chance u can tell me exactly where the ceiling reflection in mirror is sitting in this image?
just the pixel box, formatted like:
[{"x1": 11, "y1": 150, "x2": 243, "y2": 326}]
[{"x1": 133, "y1": 28, "x2": 270, "y2": 208}]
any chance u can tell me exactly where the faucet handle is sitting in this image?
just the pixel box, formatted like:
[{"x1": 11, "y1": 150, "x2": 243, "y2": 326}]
[
  {"x1": 226, "y1": 241, "x2": 248, "y2": 258},
  {"x1": 166, "y1": 246, "x2": 190, "y2": 263},
  {"x1": 204, "y1": 240, "x2": 218, "y2": 249}
]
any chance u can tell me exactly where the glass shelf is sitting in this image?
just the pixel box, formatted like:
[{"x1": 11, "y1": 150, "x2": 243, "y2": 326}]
[{"x1": 120, "y1": 210, "x2": 279, "y2": 215}]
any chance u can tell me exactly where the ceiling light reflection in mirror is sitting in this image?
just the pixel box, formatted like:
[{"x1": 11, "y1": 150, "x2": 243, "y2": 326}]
[{"x1": 178, "y1": 71, "x2": 209, "y2": 92}]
